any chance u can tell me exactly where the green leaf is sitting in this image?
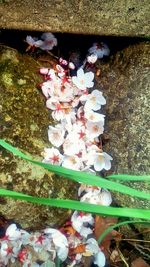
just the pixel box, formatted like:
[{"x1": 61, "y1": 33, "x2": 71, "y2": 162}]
[
  {"x1": 0, "y1": 188, "x2": 150, "y2": 220},
  {"x1": 107, "y1": 174, "x2": 150, "y2": 182},
  {"x1": 0, "y1": 139, "x2": 150, "y2": 200},
  {"x1": 55, "y1": 256, "x2": 61, "y2": 267},
  {"x1": 98, "y1": 220, "x2": 150, "y2": 244}
]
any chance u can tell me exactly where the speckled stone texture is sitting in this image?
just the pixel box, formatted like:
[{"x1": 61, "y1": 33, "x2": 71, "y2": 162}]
[
  {"x1": 0, "y1": 46, "x2": 77, "y2": 229},
  {"x1": 0, "y1": 0, "x2": 150, "y2": 37},
  {"x1": 97, "y1": 42, "x2": 150, "y2": 209}
]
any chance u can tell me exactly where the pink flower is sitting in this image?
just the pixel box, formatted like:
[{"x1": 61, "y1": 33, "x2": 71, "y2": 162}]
[
  {"x1": 56, "y1": 64, "x2": 66, "y2": 77},
  {"x1": 18, "y1": 248, "x2": 28, "y2": 263},
  {"x1": 40, "y1": 67, "x2": 49, "y2": 75},
  {"x1": 59, "y1": 58, "x2": 68, "y2": 66},
  {"x1": 87, "y1": 54, "x2": 98, "y2": 64}
]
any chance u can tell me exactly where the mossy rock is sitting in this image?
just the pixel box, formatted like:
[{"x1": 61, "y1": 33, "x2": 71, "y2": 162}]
[
  {"x1": 0, "y1": 45, "x2": 77, "y2": 229},
  {"x1": 97, "y1": 42, "x2": 150, "y2": 210}
]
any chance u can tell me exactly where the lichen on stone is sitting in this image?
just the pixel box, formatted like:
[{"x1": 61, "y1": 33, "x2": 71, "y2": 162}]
[
  {"x1": 96, "y1": 42, "x2": 150, "y2": 210},
  {"x1": 0, "y1": 45, "x2": 77, "y2": 229}
]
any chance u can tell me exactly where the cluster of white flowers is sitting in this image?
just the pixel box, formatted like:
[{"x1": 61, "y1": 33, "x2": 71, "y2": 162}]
[
  {"x1": 39, "y1": 38, "x2": 112, "y2": 266},
  {"x1": 0, "y1": 34, "x2": 113, "y2": 266},
  {"x1": 41, "y1": 66, "x2": 112, "y2": 172},
  {"x1": 0, "y1": 187, "x2": 112, "y2": 266},
  {"x1": 0, "y1": 219, "x2": 106, "y2": 267},
  {"x1": 0, "y1": 224, "x2": 68, "y2": 266},
  {"x1": 64, "y1": 185, "x2": 112, "y2": 266}
]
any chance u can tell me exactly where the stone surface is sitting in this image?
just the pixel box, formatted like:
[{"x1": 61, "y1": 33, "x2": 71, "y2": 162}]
[
  {"x1": 97, "y1": 42, "x2": 150, "y2": 210},
  {"x1": 0, "y1": 45, "x2": 77, "y2": 229},
  {"x1": 0, "y1": 0, "x2": 150, "y2": 37}
]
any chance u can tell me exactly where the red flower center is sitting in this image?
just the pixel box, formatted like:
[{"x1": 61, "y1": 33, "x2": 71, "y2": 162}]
[{"x1": 50, "y1": 154, "x2": 60, "y2": 164}]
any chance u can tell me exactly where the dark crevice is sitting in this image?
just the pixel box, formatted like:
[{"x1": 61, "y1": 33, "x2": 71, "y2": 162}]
[{"x1": 0, "y1": 29, "x2": 149, "y2": 57}]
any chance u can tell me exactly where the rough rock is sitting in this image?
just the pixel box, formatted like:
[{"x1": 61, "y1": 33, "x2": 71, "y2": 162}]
[
  {"x1": 97, "y1": 42, "x2": 150, "y2": 210},
  {"x1": 0, "y1": 45, "x2": 77, "y2": 229},
  {"x1": 0, "y1": 0, "x2": 150, "y2": 37}
]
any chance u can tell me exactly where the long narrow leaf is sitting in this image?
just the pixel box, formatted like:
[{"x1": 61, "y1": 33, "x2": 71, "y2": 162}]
[
  {"x1": 107, "y1": 174, "x2": 150, "y2": 182},
  {"x1": 0, "y1": 139, "x2": 150, "y2": 200},
  {"x1": 98, "y1": 220, "x2": 150, "y2": 244},
  {"x1": 0, "y1": 188, "x2": 150, "y2": 220}
]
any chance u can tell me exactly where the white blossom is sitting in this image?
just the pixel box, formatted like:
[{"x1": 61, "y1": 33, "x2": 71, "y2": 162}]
[
  {"x1": 84, "y1": 110, "x2": 105, "y2": 123},
  {"x1": 86, "y1": 121, "x2": 104, "y2": 139},
  {"x1": 87, "y1": 54, "x2": 98, "y2": 64},
  {"x1": 88, "y1": 42, "x2": 110, "y2": 58},
  {"x1": 83, "y1": 145, "x2": 100, "y2": 166},
  {"x1": 40, "y1": 32, "x2": 57, "y2": 50},
  {"x1": 39, "y1": 67, "x2": 49, "y2": 75},
  {"x1": 44, "y1": 228, "x2": 68, "y2": 261},
  {"x1": 25, "y1": 36, "x2": 43, "y2": 48},
  {"x1": 84, "y1": 90, "x2": 106, "y2": 111},
  {"x1": 62, "y1": 155, "x2": 83, "y2": 170},
  {"x1": 68, "y1": 62, "x2": 75, "y2": 70},
  {"x1": 85, "y1": 238, "x2": 99, "y2": 255},
  {"x1": 71, "y1": 211, "x2": 94, "y2": 238},
  {"x1": 72, "y1": 68, "x2": 94, "y2": 90},
  {"x1": 17, "y1": 36, "x2": 113, "y2": 267},
  {"x1": 43, "y1": 147, "x2": 63, "y2": 165},
  {"x1": 94, "y1": 151, "x2": 113, "y2": 171},
  {"x1": 80, "y1": 188, "x2": 112, "y2": 206},
  {"x1": 48, "y1": 124, "x2": 65, "y2": 147},
  {"x1": 46, "y1": 99, "x2": 71, "y2": 121},
  {"x1": 63, "y1": 132, "x2": 85, "y2": 157},
  {"x1": 94, "y1": 250, "x2": 106, "y2": 267},
  {"x1": 5, "y1": 224, "x2": 21, "y2": 241}
]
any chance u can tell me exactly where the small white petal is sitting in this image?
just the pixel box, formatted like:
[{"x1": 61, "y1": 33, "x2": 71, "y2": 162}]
[
  {"x1": 94, "y1": 250, "x2": 106, "y2": 267},
  {"x1": 80, "y1": 226, "x2": 93, "y2": 238},
  {"x1": 100, "y1": 190, "x2": 112, "y2": 206},
  {"x1": 57, "y1": 246, "x2": 68, "y2": 261},
  {"x1": 85, "y1": 110, "x2": 105, "y2": 123},
  {"x1": 86, "y1": 238, "x2": 99, "y2": 254},
  {"x1": 48, "y1": 125, "x2": 65, "y2": 147},
  {"x1": 94, "y1": 153, "x2": 105, "y2": 171}
]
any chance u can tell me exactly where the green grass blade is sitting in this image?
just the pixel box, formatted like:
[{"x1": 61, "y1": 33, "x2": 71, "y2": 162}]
[
  {"x1": 107, "y1": 174, "x2": 150, "y2": 182},
  {"x1": 55, "y1": 257, "x2": 61, "y2": 267},
  {"x1": 0, "y1": 139, "x2": 150, "y2": 200},
  {"x1": 0, "y1": 188, "x2": 150, "y2": 220},
  {"x1": 98, "y1": 220, "x2": 150, "y2": 244}
]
